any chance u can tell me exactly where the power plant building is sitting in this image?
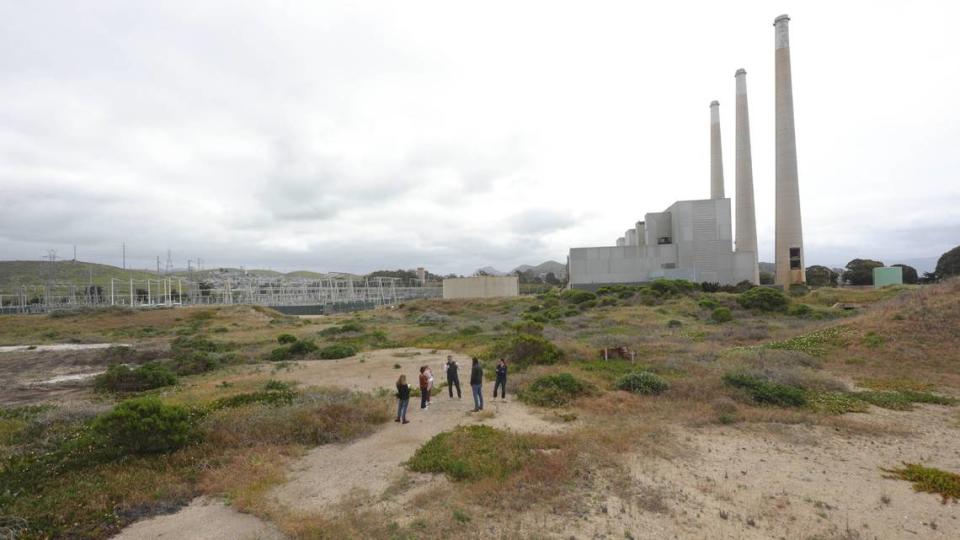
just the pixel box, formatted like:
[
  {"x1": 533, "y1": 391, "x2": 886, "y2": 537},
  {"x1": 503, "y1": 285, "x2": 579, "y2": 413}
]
[{"x1": 568, "y1": 15, "x2": 803, "y2": 289}]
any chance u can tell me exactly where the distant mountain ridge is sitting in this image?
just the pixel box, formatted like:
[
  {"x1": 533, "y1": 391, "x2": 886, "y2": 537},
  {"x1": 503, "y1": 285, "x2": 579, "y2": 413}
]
[{"x1": 476, "y1": 260, "x2": 567, "y2": 278}]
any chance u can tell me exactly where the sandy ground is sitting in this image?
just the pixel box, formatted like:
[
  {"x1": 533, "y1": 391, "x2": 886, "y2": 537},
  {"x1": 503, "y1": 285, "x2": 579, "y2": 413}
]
[
  {"x1": 544, "y1": 407, "x2": 960, "y2": 540},
  {"x1": 0, "y1": 345, "x2": 125, "y2": 406},
  {"x1": 112, "y1": 348, "x2": 567, "y2": 539},
  {"x1": 108, "y1": 347, "x2": 960, "y2": 539},
  {"x1": 270, "y1": 348, "x2": 565, "y2": 514},
  {"x1": 111, "y1": 497, "x2": 284, "y2": 540}
]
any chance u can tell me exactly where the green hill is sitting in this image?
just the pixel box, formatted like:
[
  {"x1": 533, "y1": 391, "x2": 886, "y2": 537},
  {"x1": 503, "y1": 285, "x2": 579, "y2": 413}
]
[{"x1": 0, "y1": 261, "x2": 160, "y2": 291}]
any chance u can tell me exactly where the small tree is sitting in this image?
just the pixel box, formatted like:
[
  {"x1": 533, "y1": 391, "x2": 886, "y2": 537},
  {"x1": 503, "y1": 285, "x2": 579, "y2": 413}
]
[
  {"x1": 891, "y1": 264, "x2": 919, "y2": 284},
  {"x1": 842, "y1": 259, "x2": 884, "y2": 286},
  {"x1": 759, "y1": 271, "x2": 775, "y2": 285},
  {"x1": 805, "y1": 265, "x2": 838, "y2": 287},
  {"x1": 936, "y1": 245, "x2": 960, "y2": 279}
]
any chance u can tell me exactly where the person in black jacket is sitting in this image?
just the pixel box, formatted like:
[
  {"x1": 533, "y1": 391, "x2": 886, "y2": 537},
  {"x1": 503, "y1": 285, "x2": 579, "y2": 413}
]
[
  {"x1": 395, "y1": 374, "x2": 410, "y2": 424},
  {"x1": 469, "y1": 357, "x2": 484, "y2": 412},
  {"x1": 493, "y1": 358, "x2": 507, "y2": 400},
  {"x1": 446, "y1": 355, "x2": 462, "y2": 399}
]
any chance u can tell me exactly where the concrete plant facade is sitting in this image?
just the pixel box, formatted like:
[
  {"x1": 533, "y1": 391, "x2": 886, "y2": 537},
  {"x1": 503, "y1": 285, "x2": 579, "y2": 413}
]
[
  {"x1": 568, "y1": 198, "x2": 756, "y2": 288},
  {"x1": 442, "y1": 276, "x2": 519, "y2": 299},
  {"x1": 565, "y1": 14, "x2": 805, "y2": 290},
  {"x1": 774, "y1": 14, "x2": 805, "y2": 285}
]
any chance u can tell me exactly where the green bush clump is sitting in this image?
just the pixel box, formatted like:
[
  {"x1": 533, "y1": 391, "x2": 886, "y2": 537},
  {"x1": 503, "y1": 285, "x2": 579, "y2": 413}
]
[
  {"x1": 787, "y1": 303, "x2": 813, "y2": 317},
  {"x1": 883, "y1": 463, "x2": 960, "y2": 503},
  {"x1": 599, "y1": 296, "x2": 618, "y2": 307},
  {"x1": 520, "y1": 373, "x2": 593, "y2": 407},
  {"x1": 320, "y1": 321, "x2": 364, "y2": 336},
  {"x1": 667, "y1": 319, "x2": 682, "y2": 328},
  {"x1": 170, "y1": 335, "x2": 232, "y2": 354},
  {"x1": 737, "y1": 287, "x2": 789, "y2": 312},
  {"x1": 94, "y1": 362, "x2": 177, "y2": 393},
  {"x1": 406, "y1": 425, "x2": 534, "y2": 481},
  {"x1": 512, "y1": 320, "x2": 544, "y2": 336},
  {"x1": 615, "y1": 371, "x2": 669, "y2": 395},
  {"x1": 854, "y1": 390, "x2": 956, "y2": 411},
  {"x1": 276, "y1": 333, "x2": 298, "y2": 344},
  {"x1": 560, "y1": 289, "x2": 597, "y2": 304},
  {"x1": 269, "y1": 339, "x2": 320, "y2": 361},
  {"x1": 650, "y1": 279, "x2": 697, "y2": 296},
  {"x1": 698, "y1": 298, "x2": 720, "y2": 310},
  {"x1": 211, "y1": 388, "x2": 296, "y2": 409},
  {"x1": 318, "y1": 343, "x2": 359, "y2": 359},
  {"x1": 489, "y1": 334, "x2": 563, "y2": 368},
  {"x1": 711, "y1": 307, "x2": 733, "y2": 323},
  {"x1": 91, "y1": 397, "x2": 196, "y2": 455},
  {"x1": 722, "y1": 372, "x2": 806, "y2": 407}
]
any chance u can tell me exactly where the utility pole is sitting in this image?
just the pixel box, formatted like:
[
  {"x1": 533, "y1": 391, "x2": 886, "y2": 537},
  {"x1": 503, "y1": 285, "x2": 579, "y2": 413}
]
[
  {"x1": 156, "y1": 256, "x2": 161, "y2": 274},
  {"x1": 73, "y1": 245, "x2": 77, "y2": 262}
]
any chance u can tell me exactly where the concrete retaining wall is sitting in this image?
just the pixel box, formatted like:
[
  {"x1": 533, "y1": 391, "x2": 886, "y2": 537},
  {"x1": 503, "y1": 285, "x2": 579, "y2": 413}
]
[{"x1": 442, "y1": 276, "x2": 520, "y2": 299}]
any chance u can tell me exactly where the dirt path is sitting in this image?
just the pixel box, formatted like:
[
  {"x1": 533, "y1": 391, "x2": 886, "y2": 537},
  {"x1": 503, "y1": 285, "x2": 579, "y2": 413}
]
[
  {"x1": 111, "y1": 348, "x2": 562, "y2": 539},
  {"x1": 111, "y1": 497, "x2": 284, "y2": 540},
  {"x1": 269, "y1": 348, "x2": 564, "y2": 513}
]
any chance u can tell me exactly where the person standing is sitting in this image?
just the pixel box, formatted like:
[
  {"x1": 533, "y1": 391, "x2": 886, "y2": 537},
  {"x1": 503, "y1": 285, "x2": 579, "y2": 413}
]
[
  {"x1": 425, "y1": 366, "x2": 435, "y2": 406},
  {"x1": 418, "y1": 366, "x2": 430, "y2": 409},
  {"x1": 446, "y1": 355, "x2": 462, "y2": 399},
  {"x1": 470, "y1": 357, "x2": 484, "y2": 412},
  {"x1": 395, "y1": 374, "x2": 410, "y2": 424},
  {"x1": 493, "y1": 358, "x2": 508, "y2": 400}
]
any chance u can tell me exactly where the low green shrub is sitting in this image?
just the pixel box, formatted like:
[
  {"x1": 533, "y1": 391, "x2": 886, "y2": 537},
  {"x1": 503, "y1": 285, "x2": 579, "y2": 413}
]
[
  {"x1": 862, "y1": 331, "x2": 885, "y2": 348},
  {"x1": 170, "y1": 335, "x2": 232, "y2": 354},
  {"x1": 787, "y1": 303, "x2": 812, "y2": 317},
  {"x1": 519, "y1": 373, "x2": 593, "y2": 407},
  {"x1": 667, "y1": 319, "x2": 682, "y2": 328},
  {"x1": 883, "y1": 463, "x2": 960, "y2": 503},
  {"x1": 722, "y1": 372, "x2": 806, "y2": 407},
  {"x1": 488, "y1": 334, "x2": 562, "y2": 368},
  {"x1": 269, "y1": 339, "x2": 320, "y2": 361},
  {"x1": 615, "y1": 371, "x2": 669, "y2": 395},
  {"x1": 211, "y1": 388, "x2": 296, "y2": 409},
  {"x1": 406, "y1": 425, "x2": 535, "y2": 481},
  {"x1": 711, "y1": 307, "x2": 733, "y2": 323},
  {"x1": 320, "y1": 321, "x2": 365, "y2": 336},
  {"x1": 560, "y1": 289, "x2": 596, "y2": 304},
  {"x1": 698, "y1": 298, "x2": 720, "y2": 310},
  {"x1": 318, "y1": 343, "x2": 359, "y2": 359},
  {"x1": 806, "y1": 391, "x2": 870, "y2": 414},
  {"x1": 512, "y1": 320, "x2": 543, "y2": 336},
  {"x1": 276, "y1": 333, "x2": 298, "y2": 344},
  {"x1": 91, "y1": 397, "x2": 196, "y2": 455},
  {"x1": 94, "y1": 362, "x2": 177, "y2": 393},
  {"x1": 650, "y1": 279, "x2": 697, "y2": 296},
  {"x1": 737, "y1": 287, "x2": 789, "y2": 312},
  {"x1": 854, "y1": 390, "x2": 956, "y2": 411}
]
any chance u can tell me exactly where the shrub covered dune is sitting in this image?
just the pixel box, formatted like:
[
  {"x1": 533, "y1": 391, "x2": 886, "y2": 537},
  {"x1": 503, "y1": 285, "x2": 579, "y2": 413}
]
[{"x1": 1, "y1": 278, "x2": 960, "y2": 537}]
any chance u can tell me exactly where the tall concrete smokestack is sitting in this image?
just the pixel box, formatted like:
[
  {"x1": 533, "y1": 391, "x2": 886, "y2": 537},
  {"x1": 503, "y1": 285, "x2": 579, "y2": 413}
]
[
  {"x1": 710, "y1": 100, "x2": 725, "y2": 199},
  {"x1": 734, "y1": 68, "x2": 759, "y2": 284},
  {"x1": 774, "y1": 14, "x2": 805, "y2": 285}
]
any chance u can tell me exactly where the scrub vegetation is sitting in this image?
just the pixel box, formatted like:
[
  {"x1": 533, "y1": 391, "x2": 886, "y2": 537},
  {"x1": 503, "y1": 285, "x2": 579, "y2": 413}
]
[{"x1": 2, "y1": 278, "x2": 960, "y2": 538}]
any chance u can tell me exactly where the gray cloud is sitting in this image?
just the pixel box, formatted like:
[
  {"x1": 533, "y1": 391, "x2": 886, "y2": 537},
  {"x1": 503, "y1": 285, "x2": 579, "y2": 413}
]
[{"x1": 1, "y1": 2, "x2": 959, "y2": 277}]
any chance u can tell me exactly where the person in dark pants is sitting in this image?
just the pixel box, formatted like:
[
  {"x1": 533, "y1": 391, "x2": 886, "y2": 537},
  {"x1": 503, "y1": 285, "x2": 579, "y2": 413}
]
[
  {"x1": 418, "y1": 366, "x2": 430, "y2": 409},
  {"x1": 470, "y1": 357, "x2": 484, "y2": 412},
  {"x1": 493, "y1": 358, "x2": 507, "y2": 400},
  {"x1": 395, "y1": 374, "x2": 410, "y2": 424},
  {"x1": 446, "y1": 355, "x2": 462, "y2": 398}
]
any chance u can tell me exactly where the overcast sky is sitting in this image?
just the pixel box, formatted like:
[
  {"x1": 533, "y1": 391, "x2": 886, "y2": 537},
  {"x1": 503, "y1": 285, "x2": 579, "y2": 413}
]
[{"x1": 1, "y1": 1, "x2": 958, "y2": 275}]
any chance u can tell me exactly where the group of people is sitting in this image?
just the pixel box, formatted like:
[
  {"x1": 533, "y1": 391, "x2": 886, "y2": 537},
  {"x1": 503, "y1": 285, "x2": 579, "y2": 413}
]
[{"x1": 394, "y1": 355, "x2": 508, "y2": 423}]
